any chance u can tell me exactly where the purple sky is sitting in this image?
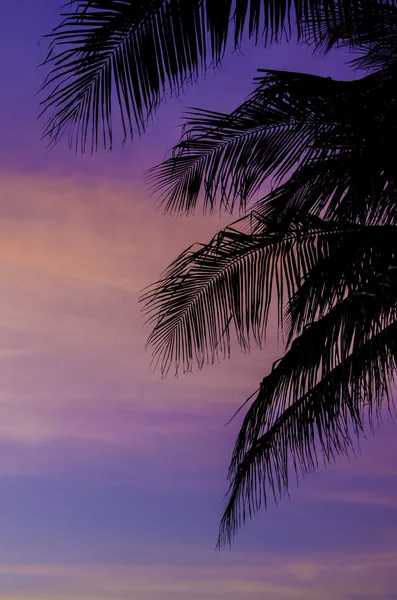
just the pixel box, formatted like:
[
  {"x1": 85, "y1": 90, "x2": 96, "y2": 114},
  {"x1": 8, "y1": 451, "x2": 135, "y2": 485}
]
[{"x1": 0, "y1": 2, "x2": 397, "y2": 599}]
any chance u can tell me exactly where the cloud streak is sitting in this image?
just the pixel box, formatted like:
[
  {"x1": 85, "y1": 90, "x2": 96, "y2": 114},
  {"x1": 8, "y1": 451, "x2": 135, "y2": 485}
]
[{"x1": 1, "y1": 548, "x2": 397, "y2": 600}]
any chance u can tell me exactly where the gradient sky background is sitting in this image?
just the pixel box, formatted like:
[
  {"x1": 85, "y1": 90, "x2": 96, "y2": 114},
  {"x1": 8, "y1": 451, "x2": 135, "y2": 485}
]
[{"x1": 1, "y1": 2, "x2": 397, "y2": 599}]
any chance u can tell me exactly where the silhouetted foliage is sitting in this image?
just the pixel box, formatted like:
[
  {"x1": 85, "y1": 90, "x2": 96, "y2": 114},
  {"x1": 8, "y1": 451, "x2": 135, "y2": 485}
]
[
  {"x1": 43, "y1": 0, "x2": 397, "y2": 546},
  {"x1": 41, "y1": 0, "x2": 395, "y2": 151}
]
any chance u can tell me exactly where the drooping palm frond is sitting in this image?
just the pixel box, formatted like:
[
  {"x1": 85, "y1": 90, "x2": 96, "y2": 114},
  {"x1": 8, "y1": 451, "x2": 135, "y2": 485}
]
[
  {"x1": 146, "y1": 103, "x2": 312, "y2": 215},
  {"x1": 141, "y1": 213, "x2": 397, "y2": 376},
  {"x1": 142, "y1": 212, "x2": 313, "y2": 375},
  {"x1": 218, "y1": 317, "x2": 397, "y2": 546},
  {"x1": 232, "y1": 262, "x2": 397, "y2": 466},
  {"x1": 146, "y1": 71, "x2": 338, "y2": 214},
  {"x1": 218, "y1": 265, "x2": 397, "y2": 545},
  {"x1": 302, "y1": 0, "x2": 397, "y2": 72},
  {"x1": 40, "y1": 0, "x2": 394, "y2": 152},
  {"x1": 148, "y1": 67, "x2": 397, "y2": 217}
]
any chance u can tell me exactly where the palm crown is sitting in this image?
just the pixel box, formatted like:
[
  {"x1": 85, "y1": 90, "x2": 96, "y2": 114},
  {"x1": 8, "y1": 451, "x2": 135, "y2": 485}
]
[{"x1": 42, "y1": 0, "x2": 397, "y2": 546}]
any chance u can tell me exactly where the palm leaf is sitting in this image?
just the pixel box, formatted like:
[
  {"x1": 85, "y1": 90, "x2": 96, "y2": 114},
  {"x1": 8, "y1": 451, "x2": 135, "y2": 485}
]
[
  {"x1": 302, "y1": 0, "x2": 397, "y2": 72},
  {"x1": 146, "y1": 70, "x2": 349, "y2": 214},
  {"x1": 219, "y1": 266, "x2": 397, "y2": 545},
  {"x1": 233, "y1": 262, "x2": 397, "y2": 468},
  {"x1": 141, "y1": 213, "x2": 397, "y2": 375},
  {"x1": 40, "y1": 0, "x2": 393, "y2": 151},
  {"x1": 148, "y1": 66, "x2": 397, "y2": 216},
  {"x1": 142, "y1": 212, "x2": 322, "y2": 375},
  {"x1": 218, "y1": 318, "x2": 397, "y2": 546}
]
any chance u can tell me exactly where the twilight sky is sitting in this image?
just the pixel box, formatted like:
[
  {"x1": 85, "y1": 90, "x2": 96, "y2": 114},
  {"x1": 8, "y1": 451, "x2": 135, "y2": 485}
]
[{"x1": 1, "y1": 2, "x2": 397, "y2": 599}]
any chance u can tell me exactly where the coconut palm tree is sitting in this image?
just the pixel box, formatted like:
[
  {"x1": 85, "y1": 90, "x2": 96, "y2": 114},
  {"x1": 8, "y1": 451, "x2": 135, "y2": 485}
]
[
  {"x1": 42, "y1": 0, "x2": 397, "y2": 545},
  {"x1": 141, "y1": 3, "x2": 397, "y2": 545}
]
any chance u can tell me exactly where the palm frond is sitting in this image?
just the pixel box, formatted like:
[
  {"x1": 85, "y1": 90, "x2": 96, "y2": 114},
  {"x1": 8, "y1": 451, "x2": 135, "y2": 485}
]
[
  {"x1": 146, "y1": 70, "x2": 340, "y2": 214},
  {"x1": 141, "y1": 214, "x2": 397, "y2": 376},
  {"x1": 231, "y1": 260, "x2": 397, "y2": 470},
  {"x1": 142, "y1": 213, "x2": 326, "y2": 375},
  {"x1": 219, "y1": 265, "x2": 397, "y2": 545},
  {"x1": 302, "y1": 1, "x2": 397, "y2": 72},
  {"x1": 40, "y1": 0, "x2": 393, "y2": 152},
  {"x1": 146, "y1": 105, "x2": 312, "y2": 215},
  {"x1": 218, "y1": 316, "x2": 397, "y2": 546},
  {"x1": 148, "y1": 67, "x2": 397, "y2": 216},
  {"x1": 142, "y1": 213, "x2": 297, "y2": 375}
]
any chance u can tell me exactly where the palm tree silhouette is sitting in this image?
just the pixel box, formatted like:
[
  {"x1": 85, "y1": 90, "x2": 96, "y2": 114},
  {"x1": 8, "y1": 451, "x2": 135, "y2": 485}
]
[
  {"x1": 42, "y1": 1, "x2": 397, "y2": 545},
  {"x1": 40, "y1": 0, "x2": 388, "y2": 151}
]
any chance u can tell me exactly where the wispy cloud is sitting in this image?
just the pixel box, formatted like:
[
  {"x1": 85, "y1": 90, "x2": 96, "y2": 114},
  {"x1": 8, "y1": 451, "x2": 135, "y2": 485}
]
[
  {"x1": 1, "y1": 549, "x2": 396, "y2": 600},
  {"x1": 0, "y1": 172, "x2": 270, "y2": 451},
  {"x1": 311, "y1": 489, "x2": 397, "y2": 508}
]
